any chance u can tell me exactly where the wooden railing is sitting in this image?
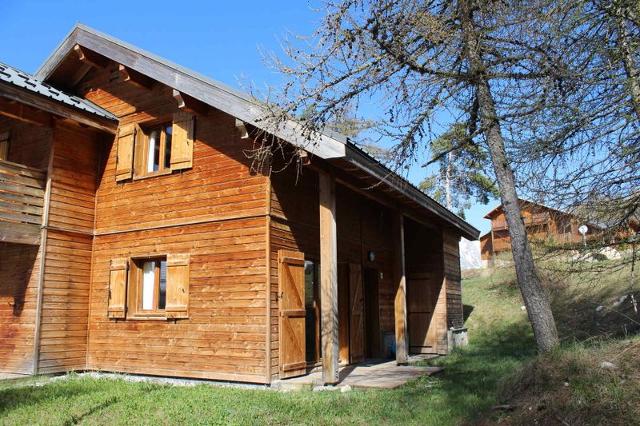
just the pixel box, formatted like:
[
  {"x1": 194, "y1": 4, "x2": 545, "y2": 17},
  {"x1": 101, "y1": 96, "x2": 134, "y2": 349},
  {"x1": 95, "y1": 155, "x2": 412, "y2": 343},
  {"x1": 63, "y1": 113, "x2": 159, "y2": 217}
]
[
  {"x1": 0, "y1": 159, "x2": 46, "y2": 244},
  {"x1": 492, "y1": 212, "x2": 551, "y2": 231}
]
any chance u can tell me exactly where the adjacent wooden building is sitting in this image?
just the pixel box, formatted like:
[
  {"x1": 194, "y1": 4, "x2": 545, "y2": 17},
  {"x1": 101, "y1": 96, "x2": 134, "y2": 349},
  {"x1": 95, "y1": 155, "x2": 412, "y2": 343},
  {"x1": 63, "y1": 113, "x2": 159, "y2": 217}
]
[
  {"x1": 480, "y1": 199, "x2": 598, "y2": 264},
  {"x1": 0, "y1": 25, "x2": 478, "y2": 384}
]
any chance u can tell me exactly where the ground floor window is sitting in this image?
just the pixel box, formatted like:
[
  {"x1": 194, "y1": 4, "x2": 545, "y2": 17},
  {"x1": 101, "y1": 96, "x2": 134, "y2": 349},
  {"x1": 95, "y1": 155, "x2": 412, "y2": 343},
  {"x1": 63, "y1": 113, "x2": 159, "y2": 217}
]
[{"x1": 129, "y1": 257, "x2": 167, "y2": 316}]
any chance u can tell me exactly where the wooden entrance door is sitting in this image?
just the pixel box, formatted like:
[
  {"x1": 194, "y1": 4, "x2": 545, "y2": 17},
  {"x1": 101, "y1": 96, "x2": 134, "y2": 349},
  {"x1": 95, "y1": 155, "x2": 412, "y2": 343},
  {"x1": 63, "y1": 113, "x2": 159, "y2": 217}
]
[
  {"x1": 364, "y1": 267, "x2": 381, "y2": 358},
  {"x1": 348, "y1": 263, "x2": 365, "y2": 364},
  {"x1": 278, "y1": 250, "x2": 306, "y2": 378}
]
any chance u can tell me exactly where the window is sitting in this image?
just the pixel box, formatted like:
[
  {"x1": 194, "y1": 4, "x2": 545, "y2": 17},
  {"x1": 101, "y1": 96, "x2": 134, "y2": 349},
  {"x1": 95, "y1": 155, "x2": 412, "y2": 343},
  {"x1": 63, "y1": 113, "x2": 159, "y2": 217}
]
[
  {"x1": 0, "y1": 131, "x2": 9, "y2": 161},
  {"x1": 135, "y1": 123, "x2": 172, "y2": 177},
  {"x1": 129, "y1": 257, "x2": 167, "y2": 317}
]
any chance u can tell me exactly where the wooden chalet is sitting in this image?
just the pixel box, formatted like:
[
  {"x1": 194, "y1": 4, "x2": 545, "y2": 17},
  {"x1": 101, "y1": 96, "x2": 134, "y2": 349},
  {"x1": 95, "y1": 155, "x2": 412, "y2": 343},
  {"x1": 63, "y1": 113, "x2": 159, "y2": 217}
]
[
  {"x1": 480, "y1": 199, "x2": 597, "y2": 264},
  {"x1": 0, "y1": 25, "x2": 479, "y2": 385}
]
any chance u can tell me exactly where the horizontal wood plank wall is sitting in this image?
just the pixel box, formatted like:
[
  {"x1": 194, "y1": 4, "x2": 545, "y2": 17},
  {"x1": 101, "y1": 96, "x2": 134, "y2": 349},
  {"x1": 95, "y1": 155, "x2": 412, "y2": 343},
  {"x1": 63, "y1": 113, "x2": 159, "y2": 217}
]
[
  {"x1": 269, "y1": 165, "x2": 396, "y2": 378},
  {"x1": 79, "y1": 67, "x2": 268, "y2": 234},
  {"x1": 0, "y1": 118, "x2": 51, "y2": 374},
  {"x1": 38, "y1": 124, "x2": 100, "y2": 373},
  {"x1": 0, "y1": 119, "x2": 52, "y2": 170},
  {"x1": 443, "y1": 232, "x2": 463, "y2": 331},
  {"x1": 88, "y1": 219, "x2": 268, "y2": 382},
  {"x1": 404, "y1": 218, "x2": 446, "y2": 354},
  {"x1": 79, "y1": 66, "x2": 269, "y2": 382},
  {"x1": 0, "y1": 242, "x2": 41, "y2": 374}
]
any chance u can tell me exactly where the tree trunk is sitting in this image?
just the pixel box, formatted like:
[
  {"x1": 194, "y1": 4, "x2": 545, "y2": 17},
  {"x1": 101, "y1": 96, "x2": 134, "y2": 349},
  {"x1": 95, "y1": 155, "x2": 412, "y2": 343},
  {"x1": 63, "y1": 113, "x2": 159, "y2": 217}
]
[
  {"x1": 613, "y1": 3, "x2": 640, "y2": 121},
  {"x1": 460, "y1": 0, "x2": 559, "y2": 352},
  {"x1": 445, "y1": 151, "x2": 453, "y2": 210}
]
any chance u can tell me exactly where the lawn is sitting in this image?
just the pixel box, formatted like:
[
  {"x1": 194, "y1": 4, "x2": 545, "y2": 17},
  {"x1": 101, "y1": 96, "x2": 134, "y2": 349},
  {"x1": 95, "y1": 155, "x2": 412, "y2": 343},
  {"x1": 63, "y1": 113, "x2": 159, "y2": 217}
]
[{"x1": 1, "y1": 261, "x2": 637, "y2": 425}]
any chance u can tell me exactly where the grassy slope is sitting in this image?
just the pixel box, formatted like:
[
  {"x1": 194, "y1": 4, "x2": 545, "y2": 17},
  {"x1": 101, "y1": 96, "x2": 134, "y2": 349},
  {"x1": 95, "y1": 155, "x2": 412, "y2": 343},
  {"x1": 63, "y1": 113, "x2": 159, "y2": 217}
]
[{"x1": 0, "y1": 263, "x2": 637, "y2": 425}]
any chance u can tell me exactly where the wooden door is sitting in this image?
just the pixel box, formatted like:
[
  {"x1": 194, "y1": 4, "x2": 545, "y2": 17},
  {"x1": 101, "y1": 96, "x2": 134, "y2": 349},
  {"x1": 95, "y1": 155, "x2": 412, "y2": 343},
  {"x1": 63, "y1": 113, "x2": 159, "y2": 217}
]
[
  {"x1": 349, "y1": 263, "x2": 365, "y2": 364},
  {"x1": 407, "y1": 272, "x2": 437, "y2": 353},
  {"x1": 338, "y1": 263, "x2": 350, "y2": 364},
  {"x1": 364, "y1": 268, "x2": 381, "y2": 358},
  {"x1": 278, "y1": 250, "x2": 306, "y2": 378}
]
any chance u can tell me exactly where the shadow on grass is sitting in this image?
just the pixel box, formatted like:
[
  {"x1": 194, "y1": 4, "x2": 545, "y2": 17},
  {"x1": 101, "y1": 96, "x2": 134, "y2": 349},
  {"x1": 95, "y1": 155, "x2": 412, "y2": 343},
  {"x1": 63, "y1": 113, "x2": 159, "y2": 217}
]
[
  {"x1": 405, "y1": 320, "x2": 536, "y2": 424},
  {"x1": 0, "y1": 381, "x2": 93, "y2": 414}
]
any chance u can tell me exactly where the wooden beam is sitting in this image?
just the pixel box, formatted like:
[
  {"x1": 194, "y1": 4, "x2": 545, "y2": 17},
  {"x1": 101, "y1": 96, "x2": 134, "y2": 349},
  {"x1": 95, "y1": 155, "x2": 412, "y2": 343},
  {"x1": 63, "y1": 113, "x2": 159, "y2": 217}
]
[
  {"x1": 393, "y1": 212, "x2": 408, "y2": 365},
  {"x1": 235, "y1": 118, "x2": 249, "y2": 139},
  {"x1": 319, "y1": 171, "x2": 339, "y2": 385},
  {"x1": 73, "y1": 44, "x2": 110, "y2": 69},
  {"x1": 172, "y1": 89, "x2": 209, "y2": 115},
  {"x1": 69, "y1": 63, "x2": 92, "y2": 88},
  {"x1": 32, "y1": 135, "x2": 55, "y2": 374},
  {"x1": 0, "y1": 82, "x2": 117, "y2": 134},
  {"x1": 0, "y1": 98, "x2": 52, "y2": 127},
  {"x1": 118, "y1": 64, "x2": 155, "y2": 89}
]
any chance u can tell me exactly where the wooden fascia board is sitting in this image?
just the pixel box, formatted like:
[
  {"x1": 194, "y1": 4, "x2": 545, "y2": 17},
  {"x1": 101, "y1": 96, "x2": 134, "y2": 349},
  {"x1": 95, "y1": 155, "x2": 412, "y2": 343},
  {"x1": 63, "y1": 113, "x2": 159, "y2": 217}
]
[
  {"x1": 341, "y1": 146, "x2": 480, "y2": 241},
  {"x1": 37, "y1": 28, "x2": 346, "y2": 159},
  {"x1": 0, "y1": 81, "x2": 117, "y2": 134}
]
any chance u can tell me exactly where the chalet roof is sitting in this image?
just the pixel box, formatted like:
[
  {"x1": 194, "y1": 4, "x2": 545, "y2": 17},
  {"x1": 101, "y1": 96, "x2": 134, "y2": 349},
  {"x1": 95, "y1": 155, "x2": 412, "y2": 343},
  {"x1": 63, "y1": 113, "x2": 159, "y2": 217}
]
[
  {"x1": 483, "y1": 198, "x2": 571, "y2": 220},
  {"x1": 35, "y1": 24, "x2": 479, "y2": 240},
  {"x1": 0, "y1": 61, "x2": 115, "y2": 121}
]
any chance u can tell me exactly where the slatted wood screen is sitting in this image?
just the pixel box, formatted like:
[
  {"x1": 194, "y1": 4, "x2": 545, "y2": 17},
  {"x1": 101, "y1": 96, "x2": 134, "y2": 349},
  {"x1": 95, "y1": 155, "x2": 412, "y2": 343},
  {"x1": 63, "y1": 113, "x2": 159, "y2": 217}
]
[
  {"x1": 115, "y1": 124, "x2": 135, "y2": 181},
  {"x1": 349, "y1": 263, "x2": 365, "y2": 364},
  {"x1": 108, "y1": 258, "x2": 128, "y2": 318},
  {"x1": 0, "y1": 159, "x2": 45, "y2": 224},
  {"x1": 278, "y1": 249, "x2": 306, "y2": 378},
  {"x1": 166, "y1": 253, "x2": 190, "y2": 319},
  {"x1": 170, "y1": 112, "x2": 194, "y2": 171}
]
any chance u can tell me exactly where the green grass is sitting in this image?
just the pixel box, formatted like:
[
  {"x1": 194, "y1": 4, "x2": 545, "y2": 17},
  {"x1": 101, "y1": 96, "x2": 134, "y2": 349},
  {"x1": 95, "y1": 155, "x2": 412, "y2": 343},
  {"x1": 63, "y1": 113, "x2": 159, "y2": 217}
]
[{"x1": 1, "y1": 261, "x2": 637, "y2": 425}]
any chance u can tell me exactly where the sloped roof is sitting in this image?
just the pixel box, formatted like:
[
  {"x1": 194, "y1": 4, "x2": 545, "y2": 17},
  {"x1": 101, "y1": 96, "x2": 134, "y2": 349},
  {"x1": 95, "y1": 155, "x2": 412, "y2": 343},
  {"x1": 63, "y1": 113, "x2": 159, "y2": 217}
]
[
  {"x1": 0, "y1": 61, "x2": 115, "y2": 121},
  {"x1": 35, "y1": 24, "x2": 479, "y2": 240}
]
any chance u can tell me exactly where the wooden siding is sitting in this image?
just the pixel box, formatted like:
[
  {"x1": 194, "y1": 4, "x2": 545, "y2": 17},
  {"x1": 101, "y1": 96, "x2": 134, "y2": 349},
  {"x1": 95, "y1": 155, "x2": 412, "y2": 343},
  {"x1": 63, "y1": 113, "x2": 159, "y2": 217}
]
[
  {"x1": 88, "y1": 218, "x2": 268, "y2": 382},
  {"x1": 0, "y1": 242, "x2": 40, "y2": 374},
  {"x1": 38, "y1": 124, "x2": 101, "y2": 374},
  {"x1": 75, "y1": 66, "x2": 270, "y2": 382},
  {"x1": 79, "y1": 72, "x2": 268, "y2": 234},
  {"x1": 443, "y1": 232, "x2": 463, "y2": 330}
]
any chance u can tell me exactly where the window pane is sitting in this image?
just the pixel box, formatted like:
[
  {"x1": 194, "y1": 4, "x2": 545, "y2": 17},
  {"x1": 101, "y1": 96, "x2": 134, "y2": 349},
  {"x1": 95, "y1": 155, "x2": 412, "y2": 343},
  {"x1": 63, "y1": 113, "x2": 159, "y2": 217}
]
[
  {"x1": 158, "y1": 260, "x2": 167, "y2": 310},
  {"x1": 164, "y1": 125, "x2": 172, "y2": 169},
  {"x1": 142, "y1": 261, "x2": 155, "y2": 310},
  {"x1": 147, "y1": 129, "x2": 160, "y2": 173}
]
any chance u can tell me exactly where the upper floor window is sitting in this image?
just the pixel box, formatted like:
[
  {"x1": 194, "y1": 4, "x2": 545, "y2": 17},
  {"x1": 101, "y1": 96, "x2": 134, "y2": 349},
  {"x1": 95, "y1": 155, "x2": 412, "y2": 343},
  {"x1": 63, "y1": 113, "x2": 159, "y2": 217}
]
[
  {"x1": 114, "y1": 112, "x2": 194, "y2": 182},
  {"x1": 138, "y1": 123, "x2": 172, "y2": 176}
]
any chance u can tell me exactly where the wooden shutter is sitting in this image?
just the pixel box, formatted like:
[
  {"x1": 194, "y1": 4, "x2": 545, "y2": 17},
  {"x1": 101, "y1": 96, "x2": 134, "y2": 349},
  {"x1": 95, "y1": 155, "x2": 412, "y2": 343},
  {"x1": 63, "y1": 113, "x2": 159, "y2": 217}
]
[
  {"x1": 170, "y1": 112, "x2": 194, "y2": 171},
  {"x1": 115, "y1": 124, "x2": 136, "y2": 181},
  {"x1": 278, "y1": 250, "x2": 306, "y2": 378},
  {"x1": 0, "y1": 131, "x2": 9, "y2": 161},
  {"x1": 349, "y1": 263, "x2": 365, "y2": 363},
  {"x1": 166, "y1": 253, "x2": 190, "y2": 319},
  {"x1": 108, "y1": 258, "x2": 128, "y2": 318}
]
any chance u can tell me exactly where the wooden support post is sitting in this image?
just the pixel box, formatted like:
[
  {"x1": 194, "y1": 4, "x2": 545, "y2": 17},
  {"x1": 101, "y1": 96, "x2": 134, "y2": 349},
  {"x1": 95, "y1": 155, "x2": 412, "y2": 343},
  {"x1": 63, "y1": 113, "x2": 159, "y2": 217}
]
[
  {"x1": 393, "y1": 212, "x2": 408, "y2": 365},
  {"x1": 32, "y1": 132, "x2": 55, "y2": 375},
  {"x1": 319, "y1": 171, "x2": 339, "y2": 385}
]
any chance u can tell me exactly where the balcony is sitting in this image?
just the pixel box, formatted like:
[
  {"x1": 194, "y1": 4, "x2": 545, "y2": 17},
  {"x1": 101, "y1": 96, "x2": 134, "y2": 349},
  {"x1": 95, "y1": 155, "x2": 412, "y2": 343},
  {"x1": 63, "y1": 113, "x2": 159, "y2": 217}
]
[
  {"x1": 0, "y1": 159, "x2": 46, "y2": 245},
  {"x1": 492, "y1": 212, "x2": 551, "y2": 231}
]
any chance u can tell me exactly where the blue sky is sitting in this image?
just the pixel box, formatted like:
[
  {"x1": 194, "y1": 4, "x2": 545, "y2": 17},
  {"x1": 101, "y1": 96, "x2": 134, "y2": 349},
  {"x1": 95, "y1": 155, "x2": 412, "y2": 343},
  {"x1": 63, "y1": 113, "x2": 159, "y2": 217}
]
[{"x1": 0, "y1": 0, "x2": 494, "y2": 235}]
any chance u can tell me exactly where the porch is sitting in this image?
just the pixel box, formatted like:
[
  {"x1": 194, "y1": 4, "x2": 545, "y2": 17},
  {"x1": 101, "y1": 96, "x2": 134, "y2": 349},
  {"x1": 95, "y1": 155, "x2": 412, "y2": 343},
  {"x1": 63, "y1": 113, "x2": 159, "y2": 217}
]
[{"x1": 273, "y1": 357, "x2": 442, "y2": 391}]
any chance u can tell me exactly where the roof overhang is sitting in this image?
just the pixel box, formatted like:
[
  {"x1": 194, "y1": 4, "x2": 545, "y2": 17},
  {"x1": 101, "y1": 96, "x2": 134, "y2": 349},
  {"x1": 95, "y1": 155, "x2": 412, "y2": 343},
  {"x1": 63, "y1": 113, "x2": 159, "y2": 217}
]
[{"x1": 36, "y1": 24, "x2": 479, "y2": 240}]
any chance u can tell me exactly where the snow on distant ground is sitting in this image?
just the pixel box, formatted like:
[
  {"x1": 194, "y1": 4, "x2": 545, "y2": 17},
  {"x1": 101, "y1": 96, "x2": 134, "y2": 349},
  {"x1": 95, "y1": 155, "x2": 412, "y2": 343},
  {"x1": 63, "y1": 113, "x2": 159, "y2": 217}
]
[{"x1": 459, "y1": 238, "x2": 482, "y2": 270}]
